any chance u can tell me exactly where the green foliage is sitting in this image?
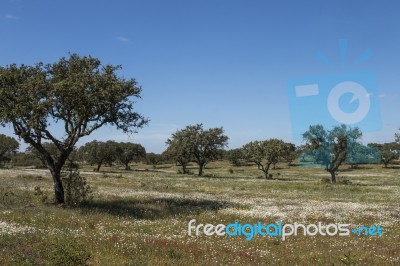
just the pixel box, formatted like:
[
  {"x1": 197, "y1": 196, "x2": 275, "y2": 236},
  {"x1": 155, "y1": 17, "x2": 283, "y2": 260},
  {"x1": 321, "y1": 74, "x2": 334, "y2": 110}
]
[
  {"x1": 242, "y1": 139, "x2": 286, "y2": 179},
  {"x1": 79, "y1": 140, "x2": 119, "y2": 171},
  {"x1": 0, "y1": 134, "x2": 19, "y2": 164},
  {"x1": 11, "y1": 152, "x2": 44, "y2": 168},
  {"x1": 34, "y1": 186, "x2": 49, "y2": 204},
  {"x1": 62, "y1": 168, "x2": 93, "y2": 206},
  {"x1": 226, "y1": 148, "x2": 244, "y2": 166},
  {"x1": 163, "y1": 138, "x2": 192, "y2": 174},
  {"x1": 280, "y1": 142, "x2": 297, "y2": 166},
  {"x1": 166, "y1": 124, "x2": 228, "y2": 176},
  {"x1": 79, "y1": 141, "x2": 146, "y2": 171},
  {"x1": 116, "y1": 142, "x2": 146, "y2": 170},
  {"x1": 0, "y1": 54, "x2": 148, "y2": 203},
  {"x1": 26, "y1": 142, "x2": 61, "y2": 168},
  {"x1": 146, "y1": 152, "x2": 162, "y2": 169}
]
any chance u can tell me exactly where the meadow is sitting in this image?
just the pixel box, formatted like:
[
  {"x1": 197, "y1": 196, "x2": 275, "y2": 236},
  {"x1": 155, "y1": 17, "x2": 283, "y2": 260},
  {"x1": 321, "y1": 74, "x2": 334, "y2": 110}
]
[{"x1": 0, "y1": 161, "x2": 399, "y2": 265}]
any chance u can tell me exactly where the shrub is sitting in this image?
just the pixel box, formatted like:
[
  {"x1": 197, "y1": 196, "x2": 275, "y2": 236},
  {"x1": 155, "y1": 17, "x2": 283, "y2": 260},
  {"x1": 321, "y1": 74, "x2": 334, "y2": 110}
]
[
  {"x1": 62, "y1": 169, "x2": 93, "y2": 206},
  {"x1": 34, "y1": 186, "x2": 48, "y2": 204},
  {"x1": 321, "y1": 177, "x2": 331, "y2": 184}
]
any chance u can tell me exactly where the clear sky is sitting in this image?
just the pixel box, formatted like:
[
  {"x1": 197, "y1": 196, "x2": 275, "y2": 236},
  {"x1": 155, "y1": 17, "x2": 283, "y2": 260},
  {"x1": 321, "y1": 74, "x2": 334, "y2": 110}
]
[{"x1": 1, "y1": 0, "x2": 399, "y2": 153}]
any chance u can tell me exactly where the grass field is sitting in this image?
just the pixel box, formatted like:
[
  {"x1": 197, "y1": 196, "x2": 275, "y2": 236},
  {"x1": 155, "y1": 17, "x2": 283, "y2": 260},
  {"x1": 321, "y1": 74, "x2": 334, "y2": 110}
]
[{"x1": 0, "y1": 161, "x2": 399, "y2": 265}]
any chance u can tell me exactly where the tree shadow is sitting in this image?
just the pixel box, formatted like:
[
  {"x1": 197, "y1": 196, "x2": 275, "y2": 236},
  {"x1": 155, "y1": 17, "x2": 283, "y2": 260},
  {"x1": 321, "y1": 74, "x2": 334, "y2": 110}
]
[
  {"x1": 382, "y1": 166, "x2": 400, "y2": 169},
  {"x1": 339, "y1": 165, "x2": 375, "y2": 172},
  {"x1": 154, "y1": 165, "x2": 172, "y2": 169},
  {"x1": 272, "y1": 177, "x2": 308, "y2": 182},
  {"x1": 81, "y1": 197, "x2": 233, "y2": 220}
]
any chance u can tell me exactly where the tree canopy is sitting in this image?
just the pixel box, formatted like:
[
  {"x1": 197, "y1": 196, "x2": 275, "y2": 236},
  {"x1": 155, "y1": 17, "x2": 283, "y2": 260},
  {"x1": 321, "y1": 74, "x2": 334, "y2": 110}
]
[
  {"x1": 116, "y1": 142, "x2": 146, "y2": 170},
  {"x1": 166, "y1": 124, "x2": 228, "y2": 176},
  {"x1": 0, "y1": 54, "x2": 148, "y2": 203},
  {"x1": 242, "y1": 139, "x2": 286, "y2": 179},
  {"x1": 146, "y1": 153, "x2": 163, "y2": 169},
  {"x1": 79, "y1": 140, "x2": 119, "y2": 171}
]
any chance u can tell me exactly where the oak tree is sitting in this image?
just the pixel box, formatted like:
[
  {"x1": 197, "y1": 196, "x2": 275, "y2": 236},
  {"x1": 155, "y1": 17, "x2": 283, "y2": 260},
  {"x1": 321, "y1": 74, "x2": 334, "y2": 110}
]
[
  {"x1": 116, "y1": 142, "x2": 146, "y2": 170},
  {"x1": 242, "y1": 139, "x2": 285, "y2": 179},
  {"x1": 0, "y1": 54, "x2": 148, "y2": 203},
  {"x1": 79, "y1": 140, "x2": 119, "y2": 172},
  {"x1": 368, "y1": 142, "x2": 399, "y2": 168},
  {"x1": 146, "y1": 152, "x2": 163, "y2": 169},
  {"x1": 167, "y1": 124, "x2": 228, "y2": 176},
  {"x1": 302, "y1": 124, "x2": 362, "y2": 182}
]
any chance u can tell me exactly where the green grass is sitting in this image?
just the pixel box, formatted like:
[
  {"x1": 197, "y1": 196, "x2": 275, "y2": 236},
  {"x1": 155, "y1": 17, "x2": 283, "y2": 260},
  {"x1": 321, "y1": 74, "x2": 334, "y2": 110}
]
[{"x1": 0, "y1": 161, "x2": 399, "y2": 265}]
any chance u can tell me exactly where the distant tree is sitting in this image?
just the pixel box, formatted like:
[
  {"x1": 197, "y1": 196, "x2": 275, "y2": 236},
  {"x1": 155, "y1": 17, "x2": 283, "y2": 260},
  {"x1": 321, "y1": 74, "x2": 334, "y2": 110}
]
[
  {"x1": 226, "y1": 148, "x2": 244, "y2": 166},
  {"x1": 0, "y1": 134, "x2": 19, "y2": 164},
  {"x1": 11, "y1": 152, "x2": 43, "y2": 168},
  {"x1": 368, "y1": 142, "x2": 400, "y2": 168},
  {"x1": 281, "y1": 142, "x2": 297, "y2": 166},
  {"x1": 79, "y1": 140, "x2": 119, "y2": 171},
  {"x1": 347, "y1": 142, "x2": 380, "y2": 168},
  {"x1": 146, "y1": 153, "x2": 163, "y2": 169},
  {"x1": 162, "y1": 144, "x2": 192, "y2": 174},
  {"x1": 242, "y1": 139, "x2": 285, "y2": 179},
  {"x1": 0, "y1": 54, "x2": 148, "y2": 203},
  {"x1": 116, "y1": 142, "x2": 146, "y2": 170},
  {"x1": 303, "y1": 124, "x2": 362, "y2": 183},
  {"x1": 396, "y1": 129, "x2": 400, "y2": 144},
  {"x1": 167, "y1": 124, "x2": 228, "y2": 176}
]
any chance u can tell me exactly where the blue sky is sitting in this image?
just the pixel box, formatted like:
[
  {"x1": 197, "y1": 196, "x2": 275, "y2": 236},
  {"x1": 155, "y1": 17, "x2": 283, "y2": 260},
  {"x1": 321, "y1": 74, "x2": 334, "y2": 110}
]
[{"x1": 1, "y1": 0, "x2": 399, "y2": 153}]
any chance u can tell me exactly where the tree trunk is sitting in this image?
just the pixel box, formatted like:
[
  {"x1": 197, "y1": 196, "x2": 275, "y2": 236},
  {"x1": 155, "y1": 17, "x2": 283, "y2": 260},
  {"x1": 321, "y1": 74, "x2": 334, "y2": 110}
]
[
  {"x1": 198, "y1": 163, "x2": 204, "y2": 176},
  {"x1": 329, "y1": 170, "x2": 336, "y2": 183},
  {"x1": 96, "y1": 161, "x2": 102, "y2": 172},
  {"x1": 264, "y1": 170, "x2": 269, "y2": 179},
  {"x1": 182, "y1": 164, "x2": 187, "y2": 174},
  {"x1": 125, "y1": 161, "x2": 131, "y2": 170},
  {"x1": 49, "y1": 166, "x2": 65, "y2": 204},
  {"x1": 263, "y1": 164, "x2": 272, "y2": 179}
]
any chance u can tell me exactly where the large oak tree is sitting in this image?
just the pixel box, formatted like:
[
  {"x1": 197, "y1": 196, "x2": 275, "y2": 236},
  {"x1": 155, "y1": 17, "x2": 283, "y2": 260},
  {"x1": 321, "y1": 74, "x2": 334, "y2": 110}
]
[{"x1": 0, "y1": 54, "x2": 148, "y2": 203}]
